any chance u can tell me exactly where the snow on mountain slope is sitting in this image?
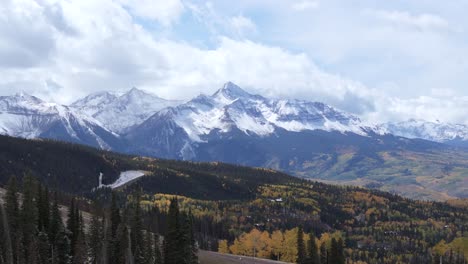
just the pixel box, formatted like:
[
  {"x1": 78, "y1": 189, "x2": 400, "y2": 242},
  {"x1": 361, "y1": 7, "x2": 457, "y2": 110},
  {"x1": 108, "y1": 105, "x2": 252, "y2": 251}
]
[
  {"x1": 0, "y1": 93, "x2": 120, "y2": 149},
  {"x1": 124, "y1": 82, "x2": 386, "y2": 160},
  {"x1": 72, "y1": 87, "x2": 182, "y2": 133},
  {"x1": 98, "y1": 170, "x2": 147, "y2": 189},
  {"x1": 383, "y1": 119, "x2": 468, "y2": 143},
  {"x1": 10, "y1": 82, "x2": 467, "y2": 156},
  {"x1": 138, "y1": 82, "x2": 377, "y2": 143},
  {"x1": 71, "y1": 91, "x2": 118, "y2": 117}
]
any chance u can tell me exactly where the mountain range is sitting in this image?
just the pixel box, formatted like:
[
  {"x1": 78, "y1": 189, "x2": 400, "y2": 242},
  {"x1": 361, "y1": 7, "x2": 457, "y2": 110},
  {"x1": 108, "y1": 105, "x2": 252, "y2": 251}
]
[
  {"x1": 1, "y1": 82, "x2": 467, "y2": 200},
  {"x1": 382, "y1": 119, "x2": 468, "y2": 147}
]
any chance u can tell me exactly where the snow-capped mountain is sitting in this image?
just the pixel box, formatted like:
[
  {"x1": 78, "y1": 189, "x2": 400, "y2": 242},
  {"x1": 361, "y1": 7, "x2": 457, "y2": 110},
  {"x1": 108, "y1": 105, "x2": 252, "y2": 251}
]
[
  {"x1": 125, "y1": 82, "x2": 383, "y2": 159},
  {"x1": 6, "y1": 83, "x2": 466, "y2": 158},
  {"x1": 71, "y1": 91, "x2": 119, "y2": 117},
  {"x1": 0, "y1": 92, "x2": 120, "y2": 149},
  {"x1": 382, "y1": 119, "x2": 468, "y2": 145},
  {"x1": 155, "y1": 82, "x2": 377, "y2": 140},
  {"x1": 71, "y1": 87, "x2": 182, "y2": 133},
  {"x1": 3, "y1": 82, "x2": 467, "y2": 201},
  {"x1": 2, "y1": 83, "x2": 467, "y2": 201}
]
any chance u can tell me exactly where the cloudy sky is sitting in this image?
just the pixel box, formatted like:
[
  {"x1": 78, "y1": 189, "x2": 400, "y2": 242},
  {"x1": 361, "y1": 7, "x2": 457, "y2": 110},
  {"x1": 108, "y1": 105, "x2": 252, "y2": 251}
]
[{"x1": 1, "y1": 0, "x2": 468, "y2": 124}]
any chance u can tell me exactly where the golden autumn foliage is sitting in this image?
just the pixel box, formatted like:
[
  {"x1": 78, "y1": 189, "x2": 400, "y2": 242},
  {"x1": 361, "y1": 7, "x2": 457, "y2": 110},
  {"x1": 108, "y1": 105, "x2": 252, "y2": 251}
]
[
  {"x1": 218, "y1": 239, "x2": 229, "y2": 254},
  {"x1": 433, "y1": 240, "x2": 450, "y2": 255},
  {"x1": 270, "y1": 230, "x2": 285, "y2": 260},
  {"x1": 281, "y1": 228, "x2": 298, "y2": 262},
  {"x1": 140, "y1": 183, "x2": 467, "y2": 263},
  {"x1": 221, "y1": 227, "x2": 338, "y2": 263}
]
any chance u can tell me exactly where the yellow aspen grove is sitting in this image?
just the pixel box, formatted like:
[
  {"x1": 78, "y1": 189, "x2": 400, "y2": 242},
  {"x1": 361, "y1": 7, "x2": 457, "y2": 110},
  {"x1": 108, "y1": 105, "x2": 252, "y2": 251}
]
[
  {"x1": 281, "y1": 228, "x2": 298, "y2": 263},
  {"x1": 229, "y1": 238, "x2": 244, "y2": 255},
  {"x1": 243, "y1": 228, "x2": 263, "y2": 257},
  {"x1": 303, "y1": 233, "x2": 310, "y2": 253},
  {"x1": 258, "y1": 231, "x2": 272, "y2": 258},
  {"x1": 319, "y1": 232, "x2": 332, "y2": 249},
  {"x1": 218, "y1": 240, "x2": 229, "y2": 254},
  {"x1": 270, "y1": 230, "x2": 285, "y2": 261}
]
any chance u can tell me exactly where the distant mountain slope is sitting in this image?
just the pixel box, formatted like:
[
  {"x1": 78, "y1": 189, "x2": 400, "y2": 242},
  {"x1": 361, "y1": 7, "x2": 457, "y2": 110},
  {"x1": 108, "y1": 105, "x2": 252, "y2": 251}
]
[
  {"x1": 190, "y1": 130, "x2": 468, "y2": 200},
  {"x1": 0, "y1": 93, "x2": 121, "y2": 150},
  {"x1": 71, "y1": 87, "x2": 182, "y2": 133},
  {"x1": 383, "y1": 119, "x2": 468, "y2": 147},
  {"x1": 0, "y1": 135, "x2": 300, "y2": 199},
  {"x1": 70, "y1": 91, "x2": 119, "y2": 117},
  {"x1": 123, "y1": 83, "x2": 468, "y2": 200},
  {"x1": 125, "y1": 82, "x2": 382, "y2": 159}
]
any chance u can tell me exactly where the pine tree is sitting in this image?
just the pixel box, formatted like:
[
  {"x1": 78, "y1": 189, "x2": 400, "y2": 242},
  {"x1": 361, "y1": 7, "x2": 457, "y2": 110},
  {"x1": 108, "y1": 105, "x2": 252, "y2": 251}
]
[
  {"x1": 26, "y1": 236, "x2": 39, "y2": 264},
  {"x1": 5, "y1": 176, "x2": 19, "y2": 264},
  {"x1": 115, "y1": 223, "x2": 130, "y2": 264},
  {"x1": 88, "y1": 204, "x2": 103, "y2": 264},
  {"x1": 49, "y1": 191, "x2": 62, "y2": 242},
  {"x1": 110, "y1": 192, "x2": 121, "y2": 239},
  {"x1": 50, "y1": 191, "x2": 67, "y2": 263},
  {"x1": 37, "y1": 231, "x2": 50, "y2": 264},
  {"x1": 44, "y1": 187, "x2": 50, "y2": 231},
  {"x1": 36, "y1": 185, "x2": 44, "y2": 231},
  {"x1": 37, "y1": 184, "x2": 50, "y2": 233},
  {"x1": 297, "y1": 226, "x2": 306, "y2": 264},
  {"x1": 320, "y1": 242, "x2": 327, "y2": 264},
  {"x1": 143, "y1": 231, "x2": 154, "y2": 264},
  {"x1": 0, "y1": 202, "x2": 14, "y2": 264},
  {"x1": 72, "y1": 228, "x2": 87, "y2": 264},
  {"x1": 329, "y1": 238, "x2": 344, "y2": 264},
  {"x1": 103, "y1": 214, "x2": 113, "y2": 264},
  {"x1": 21, "y1": 174, "x2": 38, "y2": 264},
  {"x1": 54, "y1": 227, "x2": 72, "y2": 264},
  {"x1": 75, "y1": 204, "x2": 81, "y2": 234},
  {"x1": 131, "y1": 193, "x2": 145, "y2": 264},
  {"x1": 336, "y1": 238, "x2": 345, "y2": 264},
  {"x1": 164, "y1": 198, "x2": 181, "y2": 264},
  {"x1": 154, "y1": 233, "x2": 163, "y2": 264},
  {"x1": 187, "y1": 210, "x2": 198, "y2": 264},
  {"x1": 180, "y1": 210, "x2": 198, "y2": 264},
  {"x1": 15, "y1": 230, "x2": 25, "y2": 264},
  {"x1": 67, "y1": 197, "x2": 77, "y2": 256},
  {"x1": 306, "y1": 234, "x2": 320, "y2": 264}
]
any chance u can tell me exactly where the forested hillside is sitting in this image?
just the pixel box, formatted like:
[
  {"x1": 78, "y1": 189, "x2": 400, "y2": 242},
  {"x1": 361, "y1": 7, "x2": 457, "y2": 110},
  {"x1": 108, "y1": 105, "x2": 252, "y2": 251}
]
[
  {"x1": 0, "y1": 136, "x2": 467, "y2": 263},
  {"x1": 0, "y1": 135, "x2": 299, "y2": 199}
]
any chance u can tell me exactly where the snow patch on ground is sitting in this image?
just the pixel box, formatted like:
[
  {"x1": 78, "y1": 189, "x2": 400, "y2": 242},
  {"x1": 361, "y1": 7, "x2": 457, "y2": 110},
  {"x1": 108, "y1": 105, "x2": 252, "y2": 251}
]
[{"x1": 97, "y1": 171, "x2": 146, "y2": 189}]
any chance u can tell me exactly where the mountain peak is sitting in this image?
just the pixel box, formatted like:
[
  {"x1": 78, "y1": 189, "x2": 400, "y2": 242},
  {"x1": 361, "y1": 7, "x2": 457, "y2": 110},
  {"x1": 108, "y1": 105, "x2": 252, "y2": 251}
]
[
  {"x1": 122, "y1": 87, "x2": 164, "y2": 101},
  {"x1": 7, "y1": 91, "x2": 44, "y2": 104},
  {"x1": 212, "y1": 82, "x2": 252, "y2": 100},
  {"x1": 126, "y1": 87, "x2": 146, "y2": 95}
]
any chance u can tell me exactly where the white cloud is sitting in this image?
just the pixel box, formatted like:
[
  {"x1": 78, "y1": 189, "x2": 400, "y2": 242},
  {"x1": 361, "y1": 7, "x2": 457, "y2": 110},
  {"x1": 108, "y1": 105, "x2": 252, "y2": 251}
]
[
  {"x1": 0, "y1": 0, "x2": 373, "y2": 114},
  {"x1": 117, "y1": 0, "x2": 184, "y2": 26},
  {"x1": 366, "y1": 9, "x2": 450, "y2": 31},
  {"x1": 0, "y1": 0, "x2": 467, "y2": 125},
  {"x1": 185, "y1": 2, "x2": 256, "y2": 38},
  {"x1": 365, "y1": 96, "x2": 468, "y2": 125},
  {"x1": 292, "y1": 0, "x2": 320, "y2": 11},
  {"x1": 0, "y1": 0, "x2": 56, "y2": 68},
  {"x1": 229, "y1": 15, "x2": 256, "y2": 37}
]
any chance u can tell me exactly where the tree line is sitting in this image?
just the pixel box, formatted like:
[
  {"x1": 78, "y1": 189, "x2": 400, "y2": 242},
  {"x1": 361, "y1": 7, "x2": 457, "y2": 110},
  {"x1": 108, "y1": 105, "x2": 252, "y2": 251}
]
[
  {"x1": 218, "y1": 226, "x2": 345, "y2": 264},
  {"x1": 0, "y1": 175, "x2": 198, "y2": 264}
]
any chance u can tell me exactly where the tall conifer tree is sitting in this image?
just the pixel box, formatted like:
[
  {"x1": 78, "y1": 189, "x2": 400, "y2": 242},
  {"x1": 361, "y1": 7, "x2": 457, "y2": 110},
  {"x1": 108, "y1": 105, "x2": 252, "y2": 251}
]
[
  {"x1": 164, "y1": 198, "x2": 181, "y2": 264},
  {"x1": 5, "y1": 176, "x2": 19, "y2": 264},
  {"x1": 307, "y1": 234, "x2": 320, "y2": 264},
  {"x1": 297, "y1": 226, "x2": 306, "y2": 264}
]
